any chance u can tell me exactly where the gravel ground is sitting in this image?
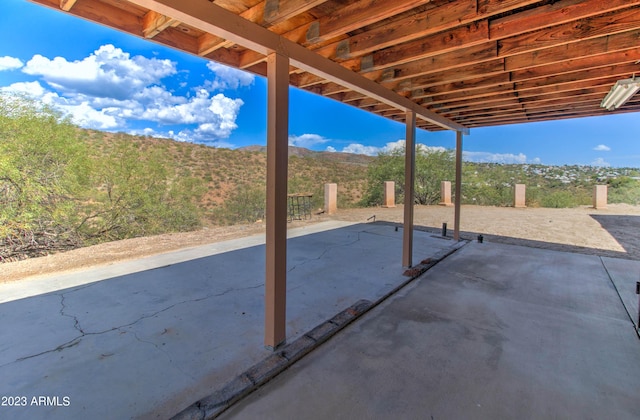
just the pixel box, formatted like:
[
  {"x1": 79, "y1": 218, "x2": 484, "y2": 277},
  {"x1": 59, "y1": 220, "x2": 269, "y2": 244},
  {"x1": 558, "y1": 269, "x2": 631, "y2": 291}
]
[{"x1": 2, "y1": 204, "x2": 639, "y2": 283}]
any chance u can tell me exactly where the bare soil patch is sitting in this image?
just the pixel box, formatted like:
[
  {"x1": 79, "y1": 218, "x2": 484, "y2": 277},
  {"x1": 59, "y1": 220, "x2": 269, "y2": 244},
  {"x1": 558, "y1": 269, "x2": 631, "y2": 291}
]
[{"x1": 3, "y1": 204, "x2": 639, "y2": 284}]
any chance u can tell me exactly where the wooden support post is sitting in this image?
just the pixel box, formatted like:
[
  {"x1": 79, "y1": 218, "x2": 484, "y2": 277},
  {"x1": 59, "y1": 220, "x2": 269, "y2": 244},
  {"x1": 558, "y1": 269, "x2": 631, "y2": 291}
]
[
  {"x1": 454, "y1": 131, "x2": 463, "y2": 241},
  {"x1": 403, "y1": 110, "x2": 416, "y2": 268},
  {"x1": 265, "y1": 52, "x2": 289, "y2": 350}
]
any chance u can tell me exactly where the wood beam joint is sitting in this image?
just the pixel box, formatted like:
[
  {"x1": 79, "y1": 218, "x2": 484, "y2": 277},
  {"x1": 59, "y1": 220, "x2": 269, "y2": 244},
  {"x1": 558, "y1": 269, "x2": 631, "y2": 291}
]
[
  {"x1": 142, "y1": 10, "x2": 179, "y2": 39},
  {"x1": 60, "y1": 0, "x2": 77, "y2": 11}
]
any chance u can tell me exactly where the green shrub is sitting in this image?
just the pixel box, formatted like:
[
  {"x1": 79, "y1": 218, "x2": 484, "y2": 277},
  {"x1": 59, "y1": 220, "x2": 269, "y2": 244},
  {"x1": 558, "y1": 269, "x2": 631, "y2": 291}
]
[{"x1": 540, "y1": 190, "x2": 577, "y2": 208}]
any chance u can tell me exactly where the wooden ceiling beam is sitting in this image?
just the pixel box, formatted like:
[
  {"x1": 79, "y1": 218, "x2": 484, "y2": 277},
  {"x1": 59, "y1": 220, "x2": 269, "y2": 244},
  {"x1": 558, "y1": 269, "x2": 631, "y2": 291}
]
[
  {"x1": 515, "y1": 62, "x2": 640, "y2": 92},
  {"x1": 450, "y1": 92, "x2": 609, "y2": 120},
  {"x1": 142, "y1": 10, "x2": 179, "y2": 39},
  {"x1": 319, "y1": 0, "x2": 540, "y2": 65},
  {"x1": 511, "y1": 51, "x2": 640, "y2": 83},
  {"x1": 60, "y1": 0, "x2": 77, "y2": 11},
  {"x1": 196, "y1": 0, "x2": 329, "y2": 59},
  {"x1": 505, "y1": 29, "x2": 640, "y2": 71},
  {"x1": 361, "y1": 20, "x2": 491, "y2": 71},
  {"x1": 385, "y1": 59, "x2": 506, "y2": 92},
  {"x1": 308, "y1": 0, "x2": 433, "y2": 45},
  {"x1": 125, "y1": 0, "x2": 468, "y2": 132},
  {"x1": 498, "y1": 6, "x2": 640, "y2": 57},
  {"x1": 367, "y1": 27, "x2": 640, "y2": 90},
  {"x1": 434, "y1": 78, "x2": 619, "y2": 112},
  {"x1": 299, "y1": 5, "x2": 640, "y2": 93},
  {"x1": 332, "y1": 0, "x2": 639, "y2": 78},
  {"x1": 270, "y1": 0, "x2": 640, "y2": 101},
  {"x1": 262, "y1": 0, "x2": 328, "y2": 26},
  {"x1": 32, "y1": 0, "x2": 143, "y2": 35},
  {"x1": 315, "y1": 0, "x2": 480, "y2": 61},
  {"x1": 380, "y1": 6, "x2": 640, "y2": 86},
  {"x1": 490, "y1": 0, "x2": 639, "y2": 39},
  {"x1": 236, "y1": 0, "x2": 433, "y2": 68},
  {"x1": 237, "y1": 0, "x2": 538, "y2": 71},
  {"x1": 414, "y1": 46, "x2": 640, "y2": 103}
]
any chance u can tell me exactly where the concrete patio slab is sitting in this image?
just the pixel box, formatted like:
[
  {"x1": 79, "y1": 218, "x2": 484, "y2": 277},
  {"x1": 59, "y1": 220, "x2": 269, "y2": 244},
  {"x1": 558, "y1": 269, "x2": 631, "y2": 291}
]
[
  {"x1": 221, "y1": 242, "x2": 640, "y2": 419},
  {"x1": 0, "y1": 221, "x2": 458, "y2": 419},
  {"x1": 601, "y1": 256, "x2": 640, "y2": 332}
]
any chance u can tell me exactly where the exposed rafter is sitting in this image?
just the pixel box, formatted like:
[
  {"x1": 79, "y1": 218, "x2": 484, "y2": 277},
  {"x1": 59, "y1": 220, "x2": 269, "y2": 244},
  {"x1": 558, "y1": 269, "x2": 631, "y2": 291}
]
[
  {"x1": 125, "y1": 0, "x2": 468, "y2": 133},
  {"x1": 59, "y1": 0, "x2": 77, "y2": 11},
  {"x1": 28, "y1": 0, "x2": 640, "y2": 129}
]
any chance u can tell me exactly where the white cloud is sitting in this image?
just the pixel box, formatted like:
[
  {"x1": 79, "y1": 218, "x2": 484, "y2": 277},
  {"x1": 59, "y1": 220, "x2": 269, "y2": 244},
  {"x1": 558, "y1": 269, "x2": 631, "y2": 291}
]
[
  {"x1": 4, "y1": 45, "x2": 247, "y2": 142},
  {"x1": 325, "y1": 146, "x2": 337, "y2": 152},
  {"x1": 2, "y1": 80, "x2": 123, "y2": 129},
  {"x1": 0, "y1": 56, "x2": 24, "y2": 71},
  {"x1": 131, "y1": 127, "x2": 235, "y2": 148},
  {"x1": 333, "y1": 141, "x2": 536, "y2": 164},
  {"x1": 289, "y1": 133, "x2": 329, "y2": 148},
  {"x1": 463, "y1": 151, "x2": 528, "y2": 164},
  {"x1": 592, "y1": 157, "x2": 610, "y2": 167},
  {"x1": 335, "y1": 140, "x2": 447, "y2": 156},
  {"x1": 593, "y1": 144, "x2": 611, "y2": 152},
  {"x1": 206, "y1": 62, "x2": 254, "y2": 90},
  {"x1": 22, "y1": 44, "x2": 176, "y2": 100},
  {"x1": 58, "y1": 101, "x2": 121, "y2": 129},
  {"x1": 341, "y1": 143, "x2": 384, "y2": 156},
  {"x1": 1, "y1": 81, "x2": 47, "y2": 97}
]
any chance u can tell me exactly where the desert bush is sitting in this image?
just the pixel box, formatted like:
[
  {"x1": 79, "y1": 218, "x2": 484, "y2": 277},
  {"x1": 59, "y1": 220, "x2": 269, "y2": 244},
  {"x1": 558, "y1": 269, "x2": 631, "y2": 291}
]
[
  {"x1": 79, "y1": 137, "x2": 203, "y2": 240},
  {"x1": 361, "y1": 146, "x2": 454, "y2": 206},
  {"x1": 0, "y1": 95, "x2": 90, "y2": 260},
  {"x1": 608, "y1": 177, "x2": 640, "y2": 205},
  {"x1": 540, "y1": 190, "x2": 578, "y2": 208},
  {"x1": 213, "y1": 183, "x2": 266, "y2": 225}
]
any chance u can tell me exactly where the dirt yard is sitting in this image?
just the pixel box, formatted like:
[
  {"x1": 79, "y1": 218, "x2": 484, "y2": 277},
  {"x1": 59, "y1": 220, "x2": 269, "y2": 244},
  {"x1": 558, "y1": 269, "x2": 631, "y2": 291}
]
[{"x1": 3, "y1": 204, "x2": 640, "y2": 283}]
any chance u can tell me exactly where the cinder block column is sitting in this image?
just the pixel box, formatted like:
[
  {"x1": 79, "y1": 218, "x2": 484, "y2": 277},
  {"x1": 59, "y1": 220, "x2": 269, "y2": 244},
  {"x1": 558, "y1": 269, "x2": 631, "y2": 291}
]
[
  {"x1": 514, "y1": 184, "x2": 526, "y2": 208},
  {"x1": 439, "y1": 181, "x2": 453, "y2": 206},
  {"x1": 382, "y1": 181, "x2": 396, "y2": 208},
  {"x1": 325, "y1": 183, "x2": 337, "y2": 215},
  {"x1": 593, "y1": 185, "x2": 608, "y2": 209}
]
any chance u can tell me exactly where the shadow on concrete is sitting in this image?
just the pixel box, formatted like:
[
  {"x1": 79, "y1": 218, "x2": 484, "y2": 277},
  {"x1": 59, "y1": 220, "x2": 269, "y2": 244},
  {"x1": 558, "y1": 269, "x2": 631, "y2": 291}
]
[
  {"x1": 0, "y1": 221, "x2": 461, "y2": 420},
  {"x1": 590, "y1": 214, "x2": 640, "y2": 258},
  {"x1": 219, "y1": 241, "x2": 640, "y2": 419}
]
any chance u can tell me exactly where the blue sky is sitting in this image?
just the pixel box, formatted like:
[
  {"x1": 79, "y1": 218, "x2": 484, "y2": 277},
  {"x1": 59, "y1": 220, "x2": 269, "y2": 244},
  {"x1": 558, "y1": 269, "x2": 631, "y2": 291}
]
[{"x1": 1, "y1": 0, "x2": 639, "y2": 167}]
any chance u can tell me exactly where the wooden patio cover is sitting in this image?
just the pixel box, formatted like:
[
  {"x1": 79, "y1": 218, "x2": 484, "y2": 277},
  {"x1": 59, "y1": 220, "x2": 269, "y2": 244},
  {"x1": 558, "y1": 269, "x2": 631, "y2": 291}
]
[
  {"x1": 30, "y1": 0, "x2": 640, "y2": 349},
  {"x1": 31, "y1": 0, "x2": 640, "y2": 129}
]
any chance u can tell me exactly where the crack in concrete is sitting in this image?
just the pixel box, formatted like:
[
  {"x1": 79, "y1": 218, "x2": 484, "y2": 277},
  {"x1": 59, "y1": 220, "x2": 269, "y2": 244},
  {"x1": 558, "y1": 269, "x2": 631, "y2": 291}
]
[
  {"x1": 131, "y1": 330, "x2": 195, "y2": 381},
  {"x1": 5, "y1": 282, "x2": 264, "y2": 366},
  {"x1": 60, "y1": 293, "x2": 85, "y2": 335},
  {"x1": 287, "y1": 231, "x2": 363, "y2": 273}
]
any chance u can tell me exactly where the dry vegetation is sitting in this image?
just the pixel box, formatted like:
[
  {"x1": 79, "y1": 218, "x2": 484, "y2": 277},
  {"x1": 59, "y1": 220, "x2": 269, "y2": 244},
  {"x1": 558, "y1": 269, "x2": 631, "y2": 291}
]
[{"x1": 88, "y1": 131, "x2": 370, "y2": 221}]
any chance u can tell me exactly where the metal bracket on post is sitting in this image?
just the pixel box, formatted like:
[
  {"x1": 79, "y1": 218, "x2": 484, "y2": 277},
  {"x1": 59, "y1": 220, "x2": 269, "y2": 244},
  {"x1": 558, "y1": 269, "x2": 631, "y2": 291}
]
[{"x1": 636, "y1": 281, "x2": 640, "y2": 329}]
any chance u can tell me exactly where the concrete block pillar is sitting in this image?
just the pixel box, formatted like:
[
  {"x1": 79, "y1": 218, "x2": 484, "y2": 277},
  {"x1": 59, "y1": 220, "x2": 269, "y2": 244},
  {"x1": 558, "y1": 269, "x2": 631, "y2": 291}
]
[
  {"x1": 439, "y1": 181, "x2": 453, "y2": 206},
  {"x1": 325, "y1": 183, "x2": 337, "y2": 215},
  {"x1": 514, "y1": 184, "x2": 526, "y2": 208},
  {"x1": 382, "y1": 181, "x2": 396, "y2": 208},
  {"x1": 593, "y1": 185, "x2": 608, "y2": 209}
]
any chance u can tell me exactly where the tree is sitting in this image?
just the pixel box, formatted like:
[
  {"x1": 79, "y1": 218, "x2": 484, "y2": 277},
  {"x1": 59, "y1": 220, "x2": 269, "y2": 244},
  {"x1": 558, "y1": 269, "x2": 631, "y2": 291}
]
[
  {"x1": 361, "y1": 146, "x2": 455, "y2": 206},
  {"x1": 78, "y1": 136, "x2": 204, "y2": 240},
  {"x1": 0, "y1": 95, "x2": 90, "y2": 260}
]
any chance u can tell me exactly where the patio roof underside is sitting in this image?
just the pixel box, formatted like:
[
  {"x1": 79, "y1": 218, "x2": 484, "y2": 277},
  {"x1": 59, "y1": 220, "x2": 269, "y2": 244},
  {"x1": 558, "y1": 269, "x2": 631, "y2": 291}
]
[{"x1": 32, "y1": 0, "x2": 640, "y2": 132}]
